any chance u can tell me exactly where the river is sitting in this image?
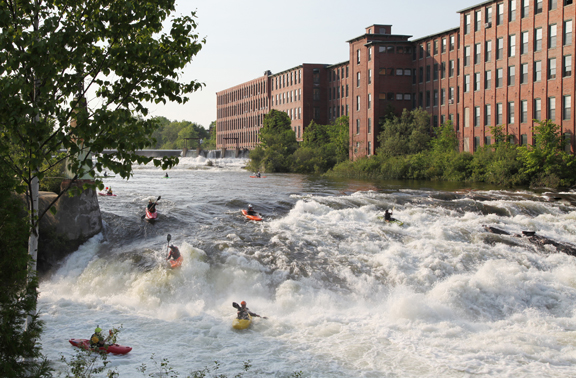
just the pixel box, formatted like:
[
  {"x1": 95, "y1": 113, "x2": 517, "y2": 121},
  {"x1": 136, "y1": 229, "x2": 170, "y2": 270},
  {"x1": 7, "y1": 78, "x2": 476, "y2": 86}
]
[{"x1": 38, "y1": 156, "x2": 576, "y2": 377}]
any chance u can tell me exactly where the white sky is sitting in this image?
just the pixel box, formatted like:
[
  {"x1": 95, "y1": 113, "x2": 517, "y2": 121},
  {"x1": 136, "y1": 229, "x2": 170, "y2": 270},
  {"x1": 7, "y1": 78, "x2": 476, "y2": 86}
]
[{"x1": 147, "y1": 0, "x2": 483, "y2": 128}]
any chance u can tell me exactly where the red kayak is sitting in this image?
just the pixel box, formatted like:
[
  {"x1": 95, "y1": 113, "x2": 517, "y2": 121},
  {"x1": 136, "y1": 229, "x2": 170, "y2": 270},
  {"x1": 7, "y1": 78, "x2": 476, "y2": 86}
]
[
  {"x1": 168, "y1": 255, "x2": 183, "y2": 269},
  {"x1": 249, "y1": 176, "x2": 267, "y2": 178},
  {"x1": 98, "y1": 192, "x2": 117, "y2": 197},
  {"x1": 242, "y1": 209, "x2": 262, "y2": 221},
  {"x1": 145, "y1": 208, "x2": 158, "y2": 220},
  {"x1": 68, "y1": 339, "x2": 132, "y2": 355}
]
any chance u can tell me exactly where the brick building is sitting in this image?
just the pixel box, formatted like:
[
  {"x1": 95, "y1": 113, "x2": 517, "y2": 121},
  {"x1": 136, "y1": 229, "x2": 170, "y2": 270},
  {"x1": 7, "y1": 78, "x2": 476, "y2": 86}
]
[{"x1": 216, "y1": 0, "x2": 576, "y2": 159}]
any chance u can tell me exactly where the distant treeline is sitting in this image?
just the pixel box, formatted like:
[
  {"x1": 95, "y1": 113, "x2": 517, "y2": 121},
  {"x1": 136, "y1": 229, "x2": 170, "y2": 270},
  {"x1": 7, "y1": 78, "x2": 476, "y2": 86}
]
[
  {"x1": 150, "y1": 116, "x2": 216, "y2": 150},
  {"x1": 248, "y1": 108, "x2": 576, "y2": 189}
]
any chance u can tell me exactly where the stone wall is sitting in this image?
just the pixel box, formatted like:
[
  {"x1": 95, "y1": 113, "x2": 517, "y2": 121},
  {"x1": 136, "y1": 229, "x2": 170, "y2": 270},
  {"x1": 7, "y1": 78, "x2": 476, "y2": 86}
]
[{"x1": 36, "y1": 180, "x2": 103, "y2": 275}]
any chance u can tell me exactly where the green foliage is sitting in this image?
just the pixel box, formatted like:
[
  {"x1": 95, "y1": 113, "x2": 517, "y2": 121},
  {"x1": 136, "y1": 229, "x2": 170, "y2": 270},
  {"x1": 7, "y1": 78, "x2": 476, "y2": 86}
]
[
  {"x1": 59, "y1": 349, "x2": 118, "y2": 378},
  {"x1": 202, "y1": 121, "x2": 217, "y2": 150},
  {"x1": 377, "y1": 108, "x2": 432, "y2": 157},
  {"x1": 0, "y1": 168, "x2": 51, "y2": 378},
  {"x1": 150, "y1": 117, "x2": 210, "y2": 149},
  {"x1": 247, "y1": 110, "x2": 297, "y2": 172},
  {"x1": 292, "y1": 116, "x2": 349, "y2": 173}
]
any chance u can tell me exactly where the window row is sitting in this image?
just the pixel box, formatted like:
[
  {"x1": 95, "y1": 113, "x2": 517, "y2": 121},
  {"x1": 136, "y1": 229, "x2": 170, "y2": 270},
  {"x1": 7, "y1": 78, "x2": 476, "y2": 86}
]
[
  {"x1": 465, "y1": 96, "x2": 572, "y2": 128},
  {"x1": 218, "y1": 98, "x2": 269, "y2": 118},
  {"x1": 465, "y1": 0, "x2": 574, "y2": 35},
  {"x1": 416, "y1": 61, "x2": 459, "y2": 83},
  {"x1": 218, "y1": 81, "x2": 267, "y2": 105},
  {"x1": 416, "y1": 88, "x2": 459, "y2": 108},
  {"x1": 328, "y1": 66, "x2": 349, "y2": 82},
  {"x1": 464, "y1": 57, "x2": 572, "y2": 92},
  {"x1": 273, "y1": 70, "x2": 302, "y2": 90},
  {"x1": 417, "y1": 35, "x2": 458, "y2": 60},
  {"x1": 271, "y1": 89, "x2": 302, "y2": 106},
  {"x1": 328, "y1": 105, "x2": 349, "y2": 120},
  {"x1": 329, "y1": 84, "x2": 349, "y2": 100}
]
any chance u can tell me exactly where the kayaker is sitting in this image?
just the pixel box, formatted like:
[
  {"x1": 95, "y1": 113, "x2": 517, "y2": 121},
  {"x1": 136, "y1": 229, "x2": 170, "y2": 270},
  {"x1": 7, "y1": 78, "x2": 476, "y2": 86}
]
[
  {"x1": 384, "y1": 209, "x2": 396, "y2": 222},
  {"x1": 167, "y1": 245, "x2": 181, "y2": 261},
  {"x1": 246, "y1": 204, "x2": 256, "y2": 216},
  {"x1": 106, "y1": 187, "x2": 113, "y2": 195},
  {"x1": 103, "y1": 171, "x2": 108, "y2": 177},
  {"x1": 235, "y1": 301, "x2": 264, "y2": 320},
  {"x1": 90, "y1": 326, "x2": 107, "y2": 348},
  {"x1": 147, "y1": 199, "x2": 157, "y2": 213},
  {"x1": 165, "y1": 172, "x2": 169, "y2": 178},
  {"x1": 256, "y1": 172, "x2": 261, "y2": 178}
]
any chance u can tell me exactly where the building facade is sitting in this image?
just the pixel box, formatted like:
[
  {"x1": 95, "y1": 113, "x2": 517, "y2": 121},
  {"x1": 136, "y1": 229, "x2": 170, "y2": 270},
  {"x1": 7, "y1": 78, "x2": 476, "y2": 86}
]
[{"x1": 215, "y1": 0, "x2": 576, "y2": 159}]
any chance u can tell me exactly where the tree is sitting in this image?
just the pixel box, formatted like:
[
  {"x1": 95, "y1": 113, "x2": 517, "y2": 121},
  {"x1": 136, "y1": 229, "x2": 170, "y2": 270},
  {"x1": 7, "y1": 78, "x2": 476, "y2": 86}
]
[
  {"x1": 247, "y1": 110, "x2": 297, "y2": 172},
  {"x1": 202, "y1": 121, "x2": 217, "y2": 150},
  {"x1": 0, "y1": 0, "x2": 204, "y2": 364},
  {"x1": 377, "y1": 108, "x2": 431, "y2": 157}
]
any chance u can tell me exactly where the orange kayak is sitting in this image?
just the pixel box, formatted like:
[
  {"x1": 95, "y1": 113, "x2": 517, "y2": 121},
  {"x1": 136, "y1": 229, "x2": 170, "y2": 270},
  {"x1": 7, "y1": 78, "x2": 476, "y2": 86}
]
[
  {"x1": 168, "y1": 255, "x2": 183, "y2": 269},
  {"x1": 242, "y1": 209, "x2": 262, "y2": 221}
]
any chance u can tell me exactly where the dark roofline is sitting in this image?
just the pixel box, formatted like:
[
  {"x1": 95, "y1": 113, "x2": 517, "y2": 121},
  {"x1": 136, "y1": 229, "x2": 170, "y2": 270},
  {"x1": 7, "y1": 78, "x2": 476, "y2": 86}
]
[
  {"x1": 326, "y1": 61, "x2": 350, "y2": 69},
  {"x1": 458, "y1": 0, "x2": 495, "y2": 14},
  {"x1": 411, "y1": 27, "x2": 460, "y2": 43},
  {"x1": 346, "y1": 33, "x2": 412, "y2": 43},
  {"x1": 270, "y1": 63, "x2": 329, "y2": 77}
]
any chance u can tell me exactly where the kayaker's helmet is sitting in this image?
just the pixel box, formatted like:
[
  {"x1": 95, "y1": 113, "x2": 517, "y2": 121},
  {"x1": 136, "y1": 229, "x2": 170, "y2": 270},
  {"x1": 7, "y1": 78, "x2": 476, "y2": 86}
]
[
  {"x1": 149, "y1": 199, "x2": 153, "y2": 202},
  {"x1": 240, "y1": 301, "x2": 246, "y2": 306},
  {"x1": 248, "y1": 205, "x2": 253, "y2": 209},
  {"x1": 170, "y1": 245, "x2": 176, "y2": 250},
  {"x1": 95, "y1": 327, "x2": 102, "y2": 333}
]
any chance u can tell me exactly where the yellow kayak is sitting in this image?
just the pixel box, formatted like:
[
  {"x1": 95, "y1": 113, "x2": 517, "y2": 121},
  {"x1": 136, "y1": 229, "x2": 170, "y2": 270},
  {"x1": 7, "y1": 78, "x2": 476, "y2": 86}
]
[{"x1": 232, "y1": 314, "x2": 252, "y2": 330}]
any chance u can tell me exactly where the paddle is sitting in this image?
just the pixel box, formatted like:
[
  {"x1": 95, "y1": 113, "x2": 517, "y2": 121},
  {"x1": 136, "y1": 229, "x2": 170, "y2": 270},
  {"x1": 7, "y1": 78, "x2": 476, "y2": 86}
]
[
  {"x1": 232, "y1": 302, "x2": 267, "y2": 319},
  {"x1": 141, "y1": 196, "x2": 161, "y2": 219}
]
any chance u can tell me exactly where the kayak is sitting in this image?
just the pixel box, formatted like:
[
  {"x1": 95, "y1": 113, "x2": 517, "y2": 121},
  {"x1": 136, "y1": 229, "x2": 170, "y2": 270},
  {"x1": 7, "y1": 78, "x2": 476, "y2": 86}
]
[
  {"x1": 98, "y1": 192, "x2": 117, "y2": 197},
  {"x1": 249, "y1": 176, "x2": 267, "y2": 178},
  {"x1": 68, "y1": 339, "x2": 132, "y2": 355},
  {"x1": 168, "y1": 255, "x2": 183, "y2": 269},
  {"x1": 377, "y1": 216, "x2": 403, "y2": 226},
  {"x1": 241, "y1": 209, "x2": 262, "y2": 221},
  {"x1": 232, "y1": 314, "x2": 252, "y2": 330},
  {"x1": 145, "y1": 208, "x2": 158, "y2": 220}
]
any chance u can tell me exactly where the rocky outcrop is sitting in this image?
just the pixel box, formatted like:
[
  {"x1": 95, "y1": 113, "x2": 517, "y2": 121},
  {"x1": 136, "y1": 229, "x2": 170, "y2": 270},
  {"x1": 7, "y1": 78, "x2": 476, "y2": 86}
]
[{"x1": 36, "y1": 180, "x2": 103, "y2": 275}]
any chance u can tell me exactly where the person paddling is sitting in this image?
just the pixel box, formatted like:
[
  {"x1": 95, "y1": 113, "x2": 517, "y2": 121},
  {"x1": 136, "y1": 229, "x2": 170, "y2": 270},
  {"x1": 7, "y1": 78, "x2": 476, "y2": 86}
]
[
  {"x1": 165, "y1": 172, "x2": 169, "y2": 178},
  {"x1": 90, "y1": 326, "x2": 115, "y2": 348},
  {"x1": 147, "y1": 199, "x2": 157, "y2": 213},
  {"x1": 234, "y1": 301, "x2": 266, "y2": 320},
  {"x1": 384, "y1": 209, "x2": 397, "y2": 222},
  {"x1": 166, "y1": 245, "x2": 181, "y2": 261},
  {"x1": 246, "y1": 204, "x2": 257, "y2": 216}
]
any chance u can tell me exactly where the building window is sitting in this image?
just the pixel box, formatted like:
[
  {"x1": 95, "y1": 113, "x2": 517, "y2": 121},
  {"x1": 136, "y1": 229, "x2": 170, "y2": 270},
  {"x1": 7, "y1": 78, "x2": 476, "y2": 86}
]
[
  {"x1": 449, "y1": 87, "x2": 455, "y2": 103},
  {"x1": 450, "y1": 35, "x2": 455, "y2": 50},
  {"x1": 521, "y1": 31, "x2": 529, "y2": 54},
  {"x1": 433, "y1": 90, "x2": 438, "y2": 106},
  {"x1": 465, "y1": 45, "x2": 471, "y2": 66},
  {"x1": 549, "y1": 97, "x2": 556, "y2": 120},
  {"x1": 487, "y1": 6, "x2": 493, "y2": 24},
  {"x1": 520, "y1": 63, "x2": 529, "y2": 83},
  {"x1": 368, "y1": 141, "x2": 372, "y2": 156},
  {"x1": 485, "y1": 70, "x2": 492, "y2": 89},
  {"x1": 426, "y1": 65, "x2": 431, "y2": 81},
  {"x1": 474, "y1": 136, "x2": 481, "y2": 151},
  {"x1": 474, "y1": 106, "x2": 481, "y2": 126},
  {"x1": 356, "y1": 72, "x2": 360, "y2": 87},
  {"x1": 509, "y1": 35, "x2": 516, "y2": 57},
  {"x1": 536, "y1": 0, "x2": 543, "y2": 13},
  {"x1": 368, "y1": 118, "x2": 372, "y2": 134},
  {"x1": 368, "y1": 93, "x2": 372, "y2": 109},
  {"x1": 434, "y1": 63, "x2": 439, "y2": 80},
  {"x1": 357, "y1": 49, "x2": 361, "y2": 64},
  {"x1": 426, "y1": 91, "x2": 431, "y2": 107},
  {"x1": 368, "y1": 69, "x2": 372, "y2": 84},
  {"x1": 485, "y1": 104, "x2": 492, "y2": 126},
  {"x1": 496, "y1": 68, "x2": 504, "y2": 87},
  {"x1": 356, "y1": 96, "x2": 360, "y2": 111},
  {"x1": 465, "y1": 75, "x2": 470, "y2": 92},
  {"x1": 564, "y1": 55, "x2": 572, "y2": 77},
  {"x1": 509, "y1": 66, "x2": 516, "y2": 86},
  {"x1": 465, "y1": 13, "x2": 471, "y2": 34},
  {"x1": 441, "y1": 88, "x2": 446, "y2": 105},
  {"x1": 427, "y1": 42, "x2": 431, "y2": 57},
  {"x1": 475, "y1": 43, "x2": 481, "y2": 63},
  {"x1": 434, "y1": 40, "x2": 439, "y2": 55},
  {"x1": 534, "y1": 61, "x2": 542, "y2": 81},
  {"x1": 485, "y1": 40, "x2": 492, "y2": 62},
  {"x1": 497, "y1": 3, "x2": 504, "y2": 25},
  {"x1": 521, "y1": 100, "x2": 528, "y2": 122},
  {"x1": 441, "y1": 62, "x2": 446, "y2": 79},
  {"x1": 356, "y1": 119, "x2": 360, "y2": 134},
  {"x1": 508, "y1": 101, "x2": 515, "y2": 124},
  {"x1": 442, "y1": 38, "x2": 447, "y2": 53},
  {"x1": 549, "y1": 58, "x2": 557, "y2": 79},
  {"x1": 449, "y1": 60, "x2": 455, "y2": 77},
  {"x1": 550, "y1": 0, "x2": 557, "y2": 9},
  {"x1": 368, "y1": 46, "x2": 372, "y2": 61},
  {"x1": 563, "y1": 95, "x2": 571, "y2": 120},
  {"x1": 521, "y1": 0, "x2": 529, "y2": 18},
  {"x1": 534, "y1": 98, "x2": 541, "y2": 120},
  {"x1": 313, "y1": 88, "x2": 320, "y2": 101},
  {"x1": 566, "y1": 0, "x2": 574, "y2": 5},
  {"x1": 550, "y1": 24, "x2": 557, "y2": 49},
  {"x1": 475, "y1": 10, "x2": 482, "y2": 31},
  {"x1": 510, "y1": 0, "x2": 517, "y2": 21},
  {"x1": 535, "y1": 28, "x2": 543, "y2": 51},
  {"x1": 496, "y1": 37, "x2": 504, "y2": 59},
  {"x1": 497, "y1": 103, "x2": 503, "y2": 124},
  {"x1": 565, "y1": 20, "x2": 573, "y2": 46},
  {"x1": 419, "y1": 67, "x2": 423, "y2": 83},
  {"x1": 475, "y1": 72, "x2": 481, "y2": 91}
]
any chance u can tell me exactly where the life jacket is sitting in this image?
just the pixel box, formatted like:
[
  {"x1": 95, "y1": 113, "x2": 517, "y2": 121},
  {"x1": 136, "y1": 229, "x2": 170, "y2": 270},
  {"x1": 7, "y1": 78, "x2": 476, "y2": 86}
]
[
  {"x1": 90, "y1": 333, "x2": 104, "y2": 346},
  {"x1": 169, "y1": 247, "x2": 181, "y2": 260}
]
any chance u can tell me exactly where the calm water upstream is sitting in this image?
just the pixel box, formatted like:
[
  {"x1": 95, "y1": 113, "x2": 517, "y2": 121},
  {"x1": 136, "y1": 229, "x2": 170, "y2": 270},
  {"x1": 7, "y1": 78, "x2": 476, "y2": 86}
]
[{"x1": 39, "y1": 156, "x2": 576, "y2": 377}]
